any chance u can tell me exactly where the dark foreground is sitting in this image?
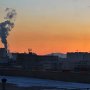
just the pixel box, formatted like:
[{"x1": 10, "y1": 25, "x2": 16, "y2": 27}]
[
  {"x1": 0, "y1": 83, "x2": 90, "y2": 90},
  {"x1": 0, "y1": 68, "x2": 90, "y2": 83},
  {"x1": 0, "y1": 83, "x2": 60, "y2": 90}
]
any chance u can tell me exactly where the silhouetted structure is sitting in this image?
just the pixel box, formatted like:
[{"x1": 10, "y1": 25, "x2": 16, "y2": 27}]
[
  {"x1": 16, "y1": 52, "x2": 59, "y2": 71},
  {"x1": 67, "y1": 52, "x2": 90, "y2": 61}
]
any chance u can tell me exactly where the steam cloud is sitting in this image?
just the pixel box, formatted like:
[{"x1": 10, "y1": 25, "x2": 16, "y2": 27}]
[{"x1": 0, "y1": 8, "x2": 17, "y2": 58}]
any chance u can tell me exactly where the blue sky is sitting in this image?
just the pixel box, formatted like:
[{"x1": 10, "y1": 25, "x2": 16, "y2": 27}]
[{"x1": 0, "y1": 0, "x2": 90, "y2": 18}]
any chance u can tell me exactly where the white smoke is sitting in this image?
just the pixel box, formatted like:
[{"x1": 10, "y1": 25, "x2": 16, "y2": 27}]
[{"x1": 0, "y1": 8, "x2": 17, "y2": 58}]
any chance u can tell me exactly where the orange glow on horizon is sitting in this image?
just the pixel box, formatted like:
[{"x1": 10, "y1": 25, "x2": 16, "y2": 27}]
[
  {"x1": 3, "y1": 18, "x2": 90, "y2": 55},
  {"x1": 1, "y1": 9, "x2": 90, "y2": 55}
]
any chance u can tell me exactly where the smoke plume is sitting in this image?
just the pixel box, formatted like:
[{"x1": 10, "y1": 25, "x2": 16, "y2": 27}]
[{"x1": 0, "y1": 8, "x2": 17, "y2": 58}]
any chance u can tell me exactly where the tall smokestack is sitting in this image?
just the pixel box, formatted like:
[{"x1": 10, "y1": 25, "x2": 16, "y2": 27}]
[{"x1": 0, "y1": 8, "x2": 17, "y2": 58}]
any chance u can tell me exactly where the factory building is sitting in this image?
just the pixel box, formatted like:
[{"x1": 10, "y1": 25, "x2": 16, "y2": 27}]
[{"x1": 67, "y1": 52, "x2": 90, "y2": 61}]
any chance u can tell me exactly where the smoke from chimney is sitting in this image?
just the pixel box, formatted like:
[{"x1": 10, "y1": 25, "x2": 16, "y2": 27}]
[{"x1": 0, "y1": 8, "x2": 17, "y2": 58}]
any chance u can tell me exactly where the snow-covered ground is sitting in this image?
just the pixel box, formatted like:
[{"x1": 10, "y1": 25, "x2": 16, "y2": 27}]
[{"x1": 0, "y1": 76, "x2": 90, "y2": 89}]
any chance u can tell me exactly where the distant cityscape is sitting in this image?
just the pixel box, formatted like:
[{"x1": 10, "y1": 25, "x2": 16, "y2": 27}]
[{"x1": 0, "y1": 48, "x2": 90, "y2": 72}]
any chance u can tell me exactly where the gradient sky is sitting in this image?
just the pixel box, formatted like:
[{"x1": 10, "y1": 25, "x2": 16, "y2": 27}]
[{"x1": 0, "y1": 0, "x2": 90, "y2": 54}]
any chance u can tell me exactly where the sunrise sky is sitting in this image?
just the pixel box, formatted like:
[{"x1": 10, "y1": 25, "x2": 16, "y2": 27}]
[{"x1": 0, "y1": 0, "x2": 90, "y2": 54}]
